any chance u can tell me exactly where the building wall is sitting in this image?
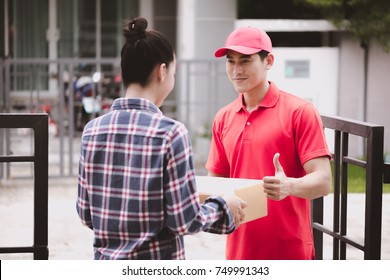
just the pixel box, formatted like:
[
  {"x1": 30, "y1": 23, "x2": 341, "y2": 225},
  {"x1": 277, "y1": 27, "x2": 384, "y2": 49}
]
[
  {"x1": 177, "y1": 0, "x2": 236, "y2": 59},
  {"x1": 176, "y1": 0, "x2": 237, "y2": 134},
  {"x1": 337, "y1": 34, "x2": 390, "y2": 157},
  {"x1": 337, "y1": 34, "x2": 365, "y2": 121},
  {"x1": 337, "y1": 34, "x2": 366, "y2": 157},
  {"x1": 367, "y1": 43, "x2": 390, "y2": 157},
  {"x1": 3, "y1": 0, "x2": 390, "y2": 158}
]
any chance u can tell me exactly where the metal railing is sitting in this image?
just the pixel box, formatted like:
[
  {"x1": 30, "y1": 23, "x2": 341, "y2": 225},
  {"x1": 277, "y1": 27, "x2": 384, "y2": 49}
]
[
  {"x1": 313, "y1": 115, "x2": 390, "y2": 260},
  {"x1": 0, "y1": 113, "x2": 49, "y2": 259},
  {"x1": 0, "y1": 58, "x2": 229, "y2": 178}
]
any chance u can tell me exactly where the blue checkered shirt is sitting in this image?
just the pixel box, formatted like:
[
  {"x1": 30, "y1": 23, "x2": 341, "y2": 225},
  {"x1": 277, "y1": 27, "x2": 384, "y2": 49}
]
[{"x1": 77, "y1": 98, "x2": 235, "y2": 259}]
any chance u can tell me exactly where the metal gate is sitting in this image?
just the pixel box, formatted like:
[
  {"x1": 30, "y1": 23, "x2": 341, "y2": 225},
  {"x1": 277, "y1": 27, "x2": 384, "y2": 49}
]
[
  {"x1": 0, "y1": 113, "x2": 49, "y2": 259},
  {"x1": 313, "y1": 115, "x2": 390, "y2": 260}
]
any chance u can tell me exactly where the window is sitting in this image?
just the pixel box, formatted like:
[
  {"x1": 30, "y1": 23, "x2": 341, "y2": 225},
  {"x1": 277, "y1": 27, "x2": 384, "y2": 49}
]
[
  {"x1": 58, "y1": 0, "x2": 139, "y2": 58},
  {"x1": 285, "y1": 60, "x2": 310, "y2": 78}
]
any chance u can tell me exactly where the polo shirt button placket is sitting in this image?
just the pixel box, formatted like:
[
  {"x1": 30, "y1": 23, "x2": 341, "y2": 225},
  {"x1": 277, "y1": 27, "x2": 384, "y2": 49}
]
[{"x1": 243, "y1": 118, "x2": 253, "y2": 140}]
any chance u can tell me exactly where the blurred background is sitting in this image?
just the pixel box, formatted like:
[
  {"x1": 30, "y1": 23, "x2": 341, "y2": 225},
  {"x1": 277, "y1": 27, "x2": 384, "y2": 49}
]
[
  {"x1": 1, "y1": 0, "x2": 390, "y2": 178},
  {"x1": 1, "y1": 0, "x2": 390, "y2": 260}
]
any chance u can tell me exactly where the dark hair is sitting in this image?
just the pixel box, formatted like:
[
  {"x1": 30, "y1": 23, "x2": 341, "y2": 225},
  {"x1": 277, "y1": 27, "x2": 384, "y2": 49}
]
[
  {"x1": 121, "y1": 17, "x2": 175, "y2": 88},
  {"x1": 258, "y1": 50, "x2": 269, "y2": 60}
]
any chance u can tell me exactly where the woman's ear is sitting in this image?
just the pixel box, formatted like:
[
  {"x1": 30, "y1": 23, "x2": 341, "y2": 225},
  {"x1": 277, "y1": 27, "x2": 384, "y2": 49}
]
[{"x1": 158, "y1": 63, "x2": 167, "y2": 82}]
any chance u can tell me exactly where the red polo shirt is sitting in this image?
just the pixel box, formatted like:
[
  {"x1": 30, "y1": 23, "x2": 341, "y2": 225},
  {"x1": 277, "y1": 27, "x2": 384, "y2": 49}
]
[{"x1": 206, "y1": 82, "x2": 331, "y2": 259}]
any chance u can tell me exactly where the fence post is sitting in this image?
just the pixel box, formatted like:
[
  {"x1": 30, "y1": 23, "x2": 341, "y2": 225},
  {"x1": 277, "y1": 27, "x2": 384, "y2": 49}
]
[
  {"x1": 313, "y1": 115, "x2": 384, "y2": 260},
  {"x1": 364, "y1": 125, "x2": 384, "y2": 259},
  {"x1": 0, "y1": 113, "x2": 49, "y2": 259}
]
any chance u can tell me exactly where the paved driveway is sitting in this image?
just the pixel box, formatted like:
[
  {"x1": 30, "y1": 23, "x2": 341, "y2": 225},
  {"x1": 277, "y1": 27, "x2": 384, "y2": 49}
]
[{"x1": 1, "y1": 177, "x2": 389, "y2": 260}]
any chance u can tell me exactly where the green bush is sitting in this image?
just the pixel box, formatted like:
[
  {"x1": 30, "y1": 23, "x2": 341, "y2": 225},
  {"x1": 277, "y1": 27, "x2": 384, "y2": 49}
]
[{"x1": 331, "y1": 162, "x2": 390, "y2": 193}]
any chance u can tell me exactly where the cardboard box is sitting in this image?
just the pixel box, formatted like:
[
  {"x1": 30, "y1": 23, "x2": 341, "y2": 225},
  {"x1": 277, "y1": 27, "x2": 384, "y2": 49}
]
[{"x1": 195, "y1": 176, "x2": 267, "y2": 223}]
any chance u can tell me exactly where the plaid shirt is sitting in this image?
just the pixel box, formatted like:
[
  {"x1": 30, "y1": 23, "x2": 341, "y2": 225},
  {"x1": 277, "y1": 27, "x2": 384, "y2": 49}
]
[{"x1": 77, "y1": 98, "x2": 235, "y2": 260}]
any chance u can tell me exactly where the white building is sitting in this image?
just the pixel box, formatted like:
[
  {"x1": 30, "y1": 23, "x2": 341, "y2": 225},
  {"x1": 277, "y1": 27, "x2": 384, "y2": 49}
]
[{"x1": 2, "y1": 0, "x2": 390, "y2": 158}]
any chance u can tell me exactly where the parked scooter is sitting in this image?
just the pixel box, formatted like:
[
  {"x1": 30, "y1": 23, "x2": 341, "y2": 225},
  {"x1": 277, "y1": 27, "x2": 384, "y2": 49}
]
[
  {"x1": 73, "y1": 74, "x2": 101, "y2": 131},
  {"x1": 72, "y1": 72, "x2": 121, "y2": 131}
]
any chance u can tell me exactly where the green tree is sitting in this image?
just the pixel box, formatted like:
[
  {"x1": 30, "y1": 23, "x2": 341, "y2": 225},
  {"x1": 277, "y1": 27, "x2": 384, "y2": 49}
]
[
  {"x1": 298, "y1": 0, "x2": 390, "y2": 122},
  {"x1": 298, "y1": 0, "x2": 390, "y2": 52}
]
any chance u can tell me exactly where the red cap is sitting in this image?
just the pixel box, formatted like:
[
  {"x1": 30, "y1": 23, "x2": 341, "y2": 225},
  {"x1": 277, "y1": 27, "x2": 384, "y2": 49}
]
[{"x1": 214, "y1": 26, "x2": 272, "y2": 58}]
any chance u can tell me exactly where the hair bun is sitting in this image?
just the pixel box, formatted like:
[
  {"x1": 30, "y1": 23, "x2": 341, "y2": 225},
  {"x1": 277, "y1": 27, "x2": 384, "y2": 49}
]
[{"x1": 123, "y1": 17, "x2": 148, "y2": 43}]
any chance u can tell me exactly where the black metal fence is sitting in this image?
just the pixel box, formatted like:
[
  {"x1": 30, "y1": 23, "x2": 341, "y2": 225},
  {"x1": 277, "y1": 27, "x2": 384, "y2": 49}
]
[
  {"x1": 0, "y1": 113, "x2": 49, "y2": 259},
  {"x1": 313, "y1": 115, "x2": 390, "y2": 260}
]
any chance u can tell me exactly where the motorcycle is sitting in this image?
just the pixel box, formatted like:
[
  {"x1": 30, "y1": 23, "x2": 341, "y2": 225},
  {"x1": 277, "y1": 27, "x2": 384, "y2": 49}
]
[
  {"x1": 72, "y1": 72, "x2": 121, "y2": 131},
  {"x1": 73, "y1": 74, "x2": 99, "y2": 131}
]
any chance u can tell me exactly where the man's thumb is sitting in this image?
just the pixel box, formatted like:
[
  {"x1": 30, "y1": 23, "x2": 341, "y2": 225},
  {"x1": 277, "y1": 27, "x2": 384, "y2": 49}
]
[{"x1": 273, "y1": 153, "x2": 284, "y2": 175}]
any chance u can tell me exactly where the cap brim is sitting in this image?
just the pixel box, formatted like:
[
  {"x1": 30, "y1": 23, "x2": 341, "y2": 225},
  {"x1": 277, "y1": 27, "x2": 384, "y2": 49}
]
[{"x1": 214, "y1": 46, "x2": 262, "y2": 58}]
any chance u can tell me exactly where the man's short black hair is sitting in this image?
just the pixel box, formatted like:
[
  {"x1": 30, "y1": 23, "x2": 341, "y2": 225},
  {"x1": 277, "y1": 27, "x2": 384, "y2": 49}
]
[{"x1": 258, "y1": 50, "x2": 269, "y2": 60}]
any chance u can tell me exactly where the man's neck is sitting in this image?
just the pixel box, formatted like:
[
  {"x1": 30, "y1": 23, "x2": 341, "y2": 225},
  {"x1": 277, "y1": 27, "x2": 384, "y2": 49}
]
[{"x1": 243, "y1": 81, "x2": 270, "y2": 112}]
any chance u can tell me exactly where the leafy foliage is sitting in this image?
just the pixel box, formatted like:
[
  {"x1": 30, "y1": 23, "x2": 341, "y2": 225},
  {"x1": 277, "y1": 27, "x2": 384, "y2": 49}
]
[{"x1": 298, "y1": 0, "x2": 390, "y2": 51}]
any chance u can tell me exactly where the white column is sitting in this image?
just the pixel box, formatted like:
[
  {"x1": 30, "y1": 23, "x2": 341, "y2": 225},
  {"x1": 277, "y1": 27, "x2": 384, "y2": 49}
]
[
  {"x1": 176, "y1": 0, "x2": 236, "y2": 135},
  {"x1": 47, "y1": 0, "x2": 59, "y2": 96},
  {"x1": 139, "y1": 0, "x2": 154, "y2": 29},
  {"x1": 177, "y1": 0, "x2": 196, "y2": 59},
  {"x1": 177, "y1": 0, "x2": 236, "y2": 60}
]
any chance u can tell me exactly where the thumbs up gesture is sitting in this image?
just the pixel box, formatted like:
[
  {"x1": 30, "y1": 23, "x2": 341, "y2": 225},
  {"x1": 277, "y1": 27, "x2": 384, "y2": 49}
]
[{"x1": 263, "y1": 153, "x2": 290, "y2": 201}]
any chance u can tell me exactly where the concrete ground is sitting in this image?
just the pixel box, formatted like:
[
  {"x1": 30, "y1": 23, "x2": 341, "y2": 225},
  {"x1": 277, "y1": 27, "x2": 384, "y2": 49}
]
[{"x1": 1, "y1": 176, "x2": 389, "y2": 260}]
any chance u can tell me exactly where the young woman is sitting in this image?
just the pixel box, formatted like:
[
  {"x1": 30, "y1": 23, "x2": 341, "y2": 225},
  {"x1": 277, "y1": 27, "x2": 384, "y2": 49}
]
[{"x1": 76, "y1": 17, "x2": 246, "y2": 260}]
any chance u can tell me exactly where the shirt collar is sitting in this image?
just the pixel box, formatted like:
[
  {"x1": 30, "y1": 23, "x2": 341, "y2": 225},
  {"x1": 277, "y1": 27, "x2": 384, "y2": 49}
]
[
  {"x1": 234, "y1": 81, "x2": 280, "y2": 112},
  {"x1": 111, "y1": 98, "x2": 163, "y2": 115}
]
